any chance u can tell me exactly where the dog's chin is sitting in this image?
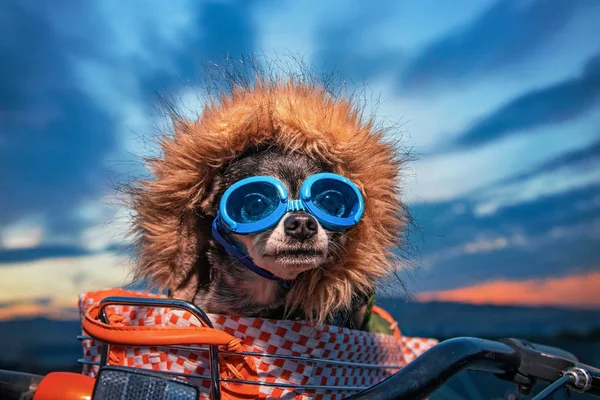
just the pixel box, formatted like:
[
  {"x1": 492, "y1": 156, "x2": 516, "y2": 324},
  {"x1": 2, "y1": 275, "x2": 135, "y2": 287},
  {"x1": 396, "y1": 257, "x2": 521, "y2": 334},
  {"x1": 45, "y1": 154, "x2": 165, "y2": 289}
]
[{"x1": 251, "y1": 250, "x2": 325, "y2": 280}]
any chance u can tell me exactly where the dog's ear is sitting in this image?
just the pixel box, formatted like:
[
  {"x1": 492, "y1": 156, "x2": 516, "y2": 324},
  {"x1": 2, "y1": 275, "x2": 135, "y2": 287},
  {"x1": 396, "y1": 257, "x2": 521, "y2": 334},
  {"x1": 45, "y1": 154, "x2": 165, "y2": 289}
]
[
  {"x1": 199, "y1": 175, "x2": 222, "y2": 216},
  {"x1": 170, "y1": 175, "x2": 222, "y2": 301},
  {"x1": 171, "y1": 210, "x2": 213, "y2": 301}
]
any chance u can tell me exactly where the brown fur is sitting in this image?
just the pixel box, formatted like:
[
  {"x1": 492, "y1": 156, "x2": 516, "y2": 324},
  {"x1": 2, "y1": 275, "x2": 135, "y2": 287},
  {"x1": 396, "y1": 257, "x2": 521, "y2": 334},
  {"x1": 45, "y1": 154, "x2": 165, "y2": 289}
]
[{"x1": 130, "y1": 77, "x2": 407, "y2": 323}]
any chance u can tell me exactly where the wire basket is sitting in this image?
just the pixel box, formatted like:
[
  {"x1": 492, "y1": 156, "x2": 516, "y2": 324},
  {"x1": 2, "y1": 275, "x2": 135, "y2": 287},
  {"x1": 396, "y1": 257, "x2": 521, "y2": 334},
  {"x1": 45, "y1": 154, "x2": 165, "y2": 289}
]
[{"x1": 78, "y1": 289, "x2": 437, "y2": 400}]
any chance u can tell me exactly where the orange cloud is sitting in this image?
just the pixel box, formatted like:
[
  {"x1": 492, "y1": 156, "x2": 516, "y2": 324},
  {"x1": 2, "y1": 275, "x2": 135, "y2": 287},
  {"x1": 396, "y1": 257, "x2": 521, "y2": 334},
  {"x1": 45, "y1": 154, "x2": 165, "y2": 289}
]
[
  {"x1": 0, "y1": 302, "x2": 79, "y2": 321},
  {"x1": 416, "y1": 271, "x2": 600, "y2": 309},
  {"x1": 0, "y1": 251, "x2": 131, "y2": 321}
]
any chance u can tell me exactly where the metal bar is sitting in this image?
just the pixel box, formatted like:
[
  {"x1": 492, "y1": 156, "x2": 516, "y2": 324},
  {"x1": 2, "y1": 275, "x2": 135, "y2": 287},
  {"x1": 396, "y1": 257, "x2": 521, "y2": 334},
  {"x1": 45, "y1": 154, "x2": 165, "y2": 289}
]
[
  {"x1": 81, "y1": 340, "x2": 403, "y2": 371},
  {"x1": 98, "y1": 296, "x2": 214, "y2": 328},
  {"x1": 77, "y1": 359, "x2": 100, "y2": 366},
  {"x1": 531, "y1": 375, "x2": 572, "y2": 400},
  {"x1": 76, "y1": 360, "x2": 373, "y2": 391},
  {"x1": 219, "y1": 378, "x2": 366, "y2": 391},
  {"x1": 80, "y1": 339, "x2": 211, "y2": 354},
  {"x1": 155, "y1": 344, "x2": 209, "y2": 353},
  {"x1": 219, "y1": 350, "x2": 404, "y2": 370},
  {"x1": 99, "y1": 307, "x2": 109, "y2": 367},
  {"x1": 104, "y1": 342, "x2": 403, "y2": 370},
  {"x1": 93, "y1": 364, "x2": 212, "y2": 381},
  {"x1": 209, "y1": 346, "x2": 221, "y2": 400}
]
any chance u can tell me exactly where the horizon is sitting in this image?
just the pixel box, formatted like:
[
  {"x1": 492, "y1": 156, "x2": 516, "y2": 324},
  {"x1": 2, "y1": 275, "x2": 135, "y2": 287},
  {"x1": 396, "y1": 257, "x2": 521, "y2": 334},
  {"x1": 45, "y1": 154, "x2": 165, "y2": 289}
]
[{"x1": 2, "y1": 291, "x2": 599, "y2": 323}]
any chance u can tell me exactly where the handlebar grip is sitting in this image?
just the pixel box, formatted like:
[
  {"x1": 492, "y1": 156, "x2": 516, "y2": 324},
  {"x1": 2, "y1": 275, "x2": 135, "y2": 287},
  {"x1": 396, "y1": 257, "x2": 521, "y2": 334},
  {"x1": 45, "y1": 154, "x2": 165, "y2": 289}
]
[
  {"x1": 500, "y1": 338, "x2": 600, "y2": 396},
  {"x1": 500, "y1": 338, "x2": 578, "y2": 362}
]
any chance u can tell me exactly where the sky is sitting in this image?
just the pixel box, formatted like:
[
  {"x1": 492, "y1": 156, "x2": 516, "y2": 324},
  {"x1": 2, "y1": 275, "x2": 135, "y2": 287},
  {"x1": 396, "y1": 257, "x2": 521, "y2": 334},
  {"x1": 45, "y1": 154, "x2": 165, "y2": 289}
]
[{"x1": 0, "y1": 0, "x2": 599, "y2": 320}]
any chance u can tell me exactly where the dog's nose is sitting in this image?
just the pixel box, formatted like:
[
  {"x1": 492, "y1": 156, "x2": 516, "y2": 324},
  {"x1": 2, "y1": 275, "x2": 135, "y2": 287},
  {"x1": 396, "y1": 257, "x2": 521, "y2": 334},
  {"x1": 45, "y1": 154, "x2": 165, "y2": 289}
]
[{"x1": 284, "y1": 213, "x2": 318, "y2": 241}]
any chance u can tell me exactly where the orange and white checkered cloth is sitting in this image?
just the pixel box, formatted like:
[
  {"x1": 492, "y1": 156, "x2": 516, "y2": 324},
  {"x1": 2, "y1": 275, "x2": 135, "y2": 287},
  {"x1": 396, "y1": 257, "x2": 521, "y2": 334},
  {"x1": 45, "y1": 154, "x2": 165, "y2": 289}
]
[{"x1": 79, "y1": 289, "x2": 437, "y2": 399}]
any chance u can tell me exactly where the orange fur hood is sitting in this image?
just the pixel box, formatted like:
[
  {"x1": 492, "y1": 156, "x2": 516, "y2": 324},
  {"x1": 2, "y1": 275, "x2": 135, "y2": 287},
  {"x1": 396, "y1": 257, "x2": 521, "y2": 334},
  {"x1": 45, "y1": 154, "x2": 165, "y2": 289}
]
[{"x1": 131, "y1": 77, "x2": 407, "y2": 322}]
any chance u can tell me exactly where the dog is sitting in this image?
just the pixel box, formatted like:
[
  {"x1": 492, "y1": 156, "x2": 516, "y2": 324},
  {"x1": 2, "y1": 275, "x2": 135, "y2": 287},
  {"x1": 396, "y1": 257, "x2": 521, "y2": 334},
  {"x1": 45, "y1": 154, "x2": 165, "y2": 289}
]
[
  {"x1": 130, "y1": 76, "x2": 406, "y2": 330},
  {"x1": 193, "y1": 147, "x2": 371, "y2": 328}
]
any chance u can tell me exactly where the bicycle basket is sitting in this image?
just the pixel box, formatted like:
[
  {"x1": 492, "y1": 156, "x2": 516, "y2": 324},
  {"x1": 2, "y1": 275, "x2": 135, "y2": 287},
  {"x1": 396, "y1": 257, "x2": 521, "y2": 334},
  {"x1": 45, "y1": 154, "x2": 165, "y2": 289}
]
[{"x1": 78, "y1": 289, "x2": 437, "y2": 399}]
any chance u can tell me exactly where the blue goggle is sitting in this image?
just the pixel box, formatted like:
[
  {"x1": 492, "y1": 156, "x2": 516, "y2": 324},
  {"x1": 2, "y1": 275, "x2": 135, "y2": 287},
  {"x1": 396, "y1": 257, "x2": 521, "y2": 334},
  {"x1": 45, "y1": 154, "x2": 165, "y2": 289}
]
[{"x1": 217, "y1": 173, "x2": 364, "y2": 234}]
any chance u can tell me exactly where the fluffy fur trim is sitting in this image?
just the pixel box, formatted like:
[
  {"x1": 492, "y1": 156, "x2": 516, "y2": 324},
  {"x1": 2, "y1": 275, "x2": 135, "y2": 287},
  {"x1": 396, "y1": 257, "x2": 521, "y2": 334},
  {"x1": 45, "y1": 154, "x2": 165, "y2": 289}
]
[{"x1": 131, "y1": 77, "x2": 407, "y2": 323}]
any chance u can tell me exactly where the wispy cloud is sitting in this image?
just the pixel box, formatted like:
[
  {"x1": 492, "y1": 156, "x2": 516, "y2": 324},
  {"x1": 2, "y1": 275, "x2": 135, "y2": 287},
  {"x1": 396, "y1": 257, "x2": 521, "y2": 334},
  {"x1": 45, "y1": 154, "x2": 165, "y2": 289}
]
[
  {"x1": 472, "y1": 165, "x2": 600, "y2": 217},
  {"x1": 496, "y1": 138, "x2": 600, "y2": 185},
  {"x1": 0, "y1": 216, "x2": 45, "y2": 250},
  {"x1": 0, "y1": 245, "x2": 93, "y2": 264},
  {"x1": 404, "y1": 181, "x2": 600, "y2": 292},
  {"x1": 450, "y1": 54, "x2": 600, "y2": 150},
  {"x1": 0, "y1": 243, "x2": 130, "y2": 264},
  {"x1": 421, "y1": 215, "x2": 600, "y2": 266},
  {"x1": 400, "y1": 0, "x2": 595, "y2": 92},
  {"x1": 404, "y1": 109, "x2": 600, "y2": 204}
]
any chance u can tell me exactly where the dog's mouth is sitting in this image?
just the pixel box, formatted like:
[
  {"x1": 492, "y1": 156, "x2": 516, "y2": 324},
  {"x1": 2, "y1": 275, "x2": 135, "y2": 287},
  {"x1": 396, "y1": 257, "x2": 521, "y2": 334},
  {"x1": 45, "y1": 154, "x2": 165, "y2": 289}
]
[
  {"x1": 266, "y1": 248, "x2": 325, "y2": 264},
  {"x1": 276, "y1": 249, "x2": 322, "y2": 256}
]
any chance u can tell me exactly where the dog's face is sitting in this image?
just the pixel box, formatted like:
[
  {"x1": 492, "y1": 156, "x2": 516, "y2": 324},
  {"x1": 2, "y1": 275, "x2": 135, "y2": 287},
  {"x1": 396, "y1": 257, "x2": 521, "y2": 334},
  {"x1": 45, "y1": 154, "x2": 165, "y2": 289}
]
[{"x1": 208, "y1": 149, "x2": 348, "y2": 280}]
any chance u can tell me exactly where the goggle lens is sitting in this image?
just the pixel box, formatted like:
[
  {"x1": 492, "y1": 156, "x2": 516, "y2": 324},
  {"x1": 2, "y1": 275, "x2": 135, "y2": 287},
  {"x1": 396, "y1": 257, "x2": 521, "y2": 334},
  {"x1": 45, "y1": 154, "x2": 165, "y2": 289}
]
[
  {"x1": 310, "y1": 179, "x2": 360, "y2": 218},
  {"x1": 226, "y1": 182, "x2": 280, "y2": 223}
]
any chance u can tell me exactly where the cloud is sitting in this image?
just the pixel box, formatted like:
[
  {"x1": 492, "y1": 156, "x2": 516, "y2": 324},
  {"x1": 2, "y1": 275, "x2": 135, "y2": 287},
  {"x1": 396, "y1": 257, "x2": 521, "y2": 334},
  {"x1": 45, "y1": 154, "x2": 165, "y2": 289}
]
[
  {"x1": 0, "y1": 244, "x2": 131, "y2": 264},
  {"x1": 446, "y1": 135, "x2": 600, "y2": 217},
  {"x1": 412, "y1": 182, "x2": 600, "y2": 251},
  {"x1": 0, "y1": 246, "x2": 89, "y2": 264},
  {"x1": 400, "y1": 0, "x2": 595, "y2": 92},
  {"x1": 0, "y1": 0, "x2": 262, "y2": 319},
  {"x1": 405, "y1": 111, "x2": 600, "y2": 205},
  {"x1": 498, "y1": 138, "x2": 600, "y2": 184},
  {"x1": 0, "y1": 2, "x2": 118, "y2": 237},
  {"x1": 472, "y1": 164, "x2": 600, "y2": 217},
  {"x1": 423, "y1": 216, "x2": 599, "y2": 266},
  {"x1": 0, "y1": 302, "x2": 80, "y2": 321},
  {"x1": 310, "y1": 3, "x2": 407, "y2": 82},
  {"x1": 402, "y1": 182, "x2": 600, "y2": 292},
  {"x1": 415, "y1": 237, "x2": 600, "y2": 292},
  {"x1": 416, "y1": 271, "x2": 600, "y2": 309},
  {"x1": 0, "y1": 251, "x2": 132, "y2": 309},
  {"x1": 449, "y1": 53, "x2": 600, "y2": 150},
  {"x1": 0, "y1": 216, "x2": 45, "y2": 250},
  {"x1": 0, "y1": 1, "x2": 259, "y2": 247}
]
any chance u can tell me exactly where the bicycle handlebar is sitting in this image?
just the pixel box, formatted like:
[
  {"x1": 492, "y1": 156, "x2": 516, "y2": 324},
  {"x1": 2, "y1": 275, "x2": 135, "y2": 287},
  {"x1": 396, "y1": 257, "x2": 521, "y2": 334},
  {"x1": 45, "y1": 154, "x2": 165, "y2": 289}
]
[
  {"x1": 347, "y1": 337, "x2": 520, "y2": 400},
  {"x1": 347, "y1": 337, "x2": 600, "y2": 400}
]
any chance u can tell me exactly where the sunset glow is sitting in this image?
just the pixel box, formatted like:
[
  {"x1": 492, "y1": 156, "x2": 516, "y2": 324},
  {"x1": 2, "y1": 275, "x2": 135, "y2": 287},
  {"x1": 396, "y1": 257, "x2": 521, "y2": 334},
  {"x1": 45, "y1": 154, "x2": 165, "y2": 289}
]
[
  {"x1": 0, "y1": 302, "x2": 80, "y2": 321},
  {"x1": 0, "y1": 251, "x2": 131, "y2": 321},
  {"x1": 416, "y1": 271, "x2": 600, "y2": 309}
]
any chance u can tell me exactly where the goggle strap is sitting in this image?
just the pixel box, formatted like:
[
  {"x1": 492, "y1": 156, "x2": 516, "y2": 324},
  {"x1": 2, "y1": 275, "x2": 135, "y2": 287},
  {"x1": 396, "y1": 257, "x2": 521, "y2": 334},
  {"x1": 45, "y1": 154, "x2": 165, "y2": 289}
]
[
  {"x1": 211, "y1": 218, "x2": 293, "y2": 289},
  {"x1": 286, "y1": 199, "x2": 305, "y2": 212}
]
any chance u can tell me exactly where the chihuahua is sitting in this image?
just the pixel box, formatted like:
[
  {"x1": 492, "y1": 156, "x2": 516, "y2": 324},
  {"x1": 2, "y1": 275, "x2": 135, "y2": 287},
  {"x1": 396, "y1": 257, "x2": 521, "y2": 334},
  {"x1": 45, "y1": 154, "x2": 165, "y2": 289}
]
[
  {"x1": 130, "y1": 78, "x2": 405, "y2": 331},
  {"x1": 194, "y1": 148, "x2": 370, "y2": 328}
]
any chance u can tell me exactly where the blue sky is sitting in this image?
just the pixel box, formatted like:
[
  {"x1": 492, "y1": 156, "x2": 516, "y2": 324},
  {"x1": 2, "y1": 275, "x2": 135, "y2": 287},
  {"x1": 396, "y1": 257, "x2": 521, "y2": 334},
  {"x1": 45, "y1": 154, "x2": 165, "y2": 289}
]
[{"x1": 1, "y1": 0, "x2": 599, "y2": 318}]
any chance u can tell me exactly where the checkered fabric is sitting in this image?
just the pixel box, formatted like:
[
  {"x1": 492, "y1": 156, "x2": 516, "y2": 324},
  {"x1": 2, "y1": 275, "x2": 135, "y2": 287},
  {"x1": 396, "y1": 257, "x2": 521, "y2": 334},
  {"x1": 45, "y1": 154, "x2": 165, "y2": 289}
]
[{"x1": 79, "y1": 290, "x2": 438, "y2": 399}]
